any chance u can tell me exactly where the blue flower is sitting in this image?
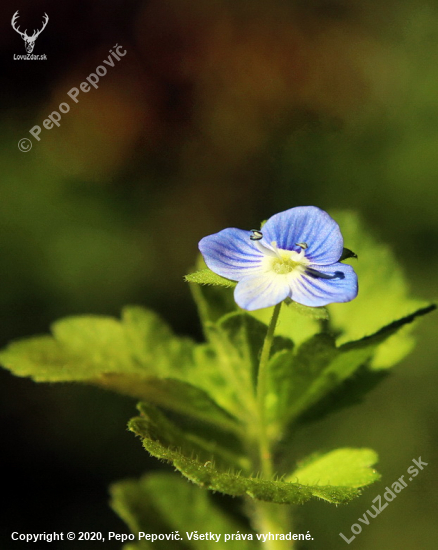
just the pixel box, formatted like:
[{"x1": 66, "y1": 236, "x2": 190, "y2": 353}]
[{"x1": 199, "y1": 206, "x2": 358, "y2": 311}]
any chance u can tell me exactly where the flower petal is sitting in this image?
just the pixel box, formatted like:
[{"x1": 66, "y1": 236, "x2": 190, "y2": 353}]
[
  {"x1": 199, "y1": 228, "x2": 265, "y2": 281},
  {"x1": 262, "y1": 206, "x2": 343, "y2": 265},
  {"x1": 234, "y1": 274, "x2": 290, "y2": 311},
  {"x1": 289, "y1": 262, "x2": 358, "y2": 307}
]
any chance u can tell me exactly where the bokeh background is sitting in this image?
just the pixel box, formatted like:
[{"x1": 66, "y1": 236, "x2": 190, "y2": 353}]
[{"x1": 1, "y1": 0, "x2": 437, "y2": 548}]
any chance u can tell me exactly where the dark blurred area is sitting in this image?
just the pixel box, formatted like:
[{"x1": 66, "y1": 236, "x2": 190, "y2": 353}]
[{"x1": 1, "y1": 0, "x2": 437, "y2": 548}]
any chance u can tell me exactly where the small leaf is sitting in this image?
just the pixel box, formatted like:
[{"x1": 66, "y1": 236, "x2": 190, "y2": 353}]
[
  {"x1": 185, "y1": 269, "x2": 236, "y2": 288},
  {"x1": 340, "y1": 247, "x2": 358, "y2": 261},
  {"x1": 287, "y1": 448, "x2": 380, "y2": 495},
  {"x1": 111, "y1": 473, "x2": 254, "y2": 549},
  {"x1": 129, "y1": 413, "x2": 374, "y2": 505}
]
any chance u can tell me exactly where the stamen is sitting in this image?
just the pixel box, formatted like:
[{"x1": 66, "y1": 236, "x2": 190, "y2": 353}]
[
  {"x1": 296, "y1": 242, "x2": 308, "y2": 250},
  {"x1": 249, "y1": 231, "x2": 279, "y2": 258},
  {"x1": 269, "y1": 240, "x2": 280, "y2": 256},
  {"x1": 252, "y1": 240, "x2": 280, "y2": 258}
]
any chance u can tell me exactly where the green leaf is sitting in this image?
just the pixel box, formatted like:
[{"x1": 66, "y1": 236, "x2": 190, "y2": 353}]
[
  {"x1": 339, "y1": 304, "x2": 436, "y2": 350},
  {"x1": 0, "y1": 306, "x2": 241, "y2": 433},
  {"x1": 218, "y1": 312, "x2": 271, "y2": 383},
  {"x1": 287, "y1": 448, "x2": 380, "y2": 495},
  {"x1": 129, "y1": 412, "x2": 375, "y2": 505},
  {"x1": 110, "y1": 473, "x2": 176, "y2": 550},
  {"x1": 185, "y1": 268, "x2": 236, "y2": 288},
  {"x1": 266, "y1": 333, "x2": 336, "y2": 429},
  {"x1": 297, "y1": 365, "x2": 389, "y2": 425},
  {"x1": 284, "y1": 344, "x2": 377, "y2": 425},
  {"x1": 121, "y1": 306, "x2": 194, "y2": 375},
  {"x1": 105, "y1": 377, "x2": 240, "y2": 433},
  {"x1": 111, "y1": 472, "x2": 255, "y2": 549},
  {"x1": 133, "y1": 402, "x2": 250, "y2": 472},
  {"x1": 209, "y1": 313, "x2": 267, "y2": 417},
  {"x1": 0, "y1": 306, "x2": 193, "y2": 382},
  {"x1": 329, "y1": 211, "x2": 433, "y2": 367},
  {"x1": 271, "y1": 305, "x2": 435, "y2": 430},
  {"x1": 203, "y1": 312, "x2": 293, "y2": 424}
]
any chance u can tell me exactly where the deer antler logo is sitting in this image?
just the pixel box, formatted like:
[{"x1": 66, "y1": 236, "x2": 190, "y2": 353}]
[{"x1": 11, "y1": 11, "x2": 49, "y2": 54}]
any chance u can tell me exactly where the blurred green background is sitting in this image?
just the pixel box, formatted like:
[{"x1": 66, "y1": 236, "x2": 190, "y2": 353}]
[{"x1": 1, "y1": 0, "x2": 437, "y2": 548}]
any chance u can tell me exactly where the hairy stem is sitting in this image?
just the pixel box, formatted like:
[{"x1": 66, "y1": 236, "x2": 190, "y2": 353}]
[
  {"x1": 256, "y1": 302, "x2": 282, "y2": 477},
  {"x1": 251, "y1": 302, "x2": 294, "y2": 547},
  {"x1": 252, "y1": 501, "x2": 293, "y2": 549}
]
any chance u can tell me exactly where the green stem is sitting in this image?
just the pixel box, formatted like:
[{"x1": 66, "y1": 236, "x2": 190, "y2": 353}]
[
  {"x1": 252, "y1": 303, "x2": 294, "y2": 547},
  {"x1": 256, "y1": 302, "x2": 282, "y2": 478},
  {"x1": 252, "y1": 501, "x2": 293, "y2": 550}
]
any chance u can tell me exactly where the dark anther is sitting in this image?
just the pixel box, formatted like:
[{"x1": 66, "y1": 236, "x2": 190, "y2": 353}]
[
  {"x1": 296, "y1": 242, "x2": 308, "y2": 250},
  {"x1": 250, "y1": 230, "x2": 263, "y2": 241}
]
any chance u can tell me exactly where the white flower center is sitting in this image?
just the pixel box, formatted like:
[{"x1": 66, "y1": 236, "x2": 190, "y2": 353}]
[
  {"x1": 251, "y1": 236, "x2": 310, "y2": 278},
  {"x1": 271, "y1": 252, "x2": 305, "y2": 274},
  {"x1": 266, "y1": 246, "x2": 310, "y2": 278}
]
